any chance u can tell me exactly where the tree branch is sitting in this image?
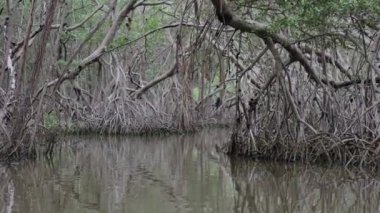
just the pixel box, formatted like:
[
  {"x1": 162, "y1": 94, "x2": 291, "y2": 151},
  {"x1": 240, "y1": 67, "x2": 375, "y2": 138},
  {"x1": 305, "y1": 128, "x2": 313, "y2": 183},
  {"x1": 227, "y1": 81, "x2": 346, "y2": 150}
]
[
  {"x1": 299, "y1": 45, "x2": 352, "y2": 80},
  {"x1": 133, "y1": 63, "x2": 178, "y2": 99},
  {"x1": 208, "y1": 0, "x2": 322, "y2": 86}
]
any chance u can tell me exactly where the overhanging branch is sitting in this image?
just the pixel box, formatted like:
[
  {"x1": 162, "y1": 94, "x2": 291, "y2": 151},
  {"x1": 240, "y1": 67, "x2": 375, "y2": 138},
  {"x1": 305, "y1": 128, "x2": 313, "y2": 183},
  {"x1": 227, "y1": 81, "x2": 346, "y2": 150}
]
[{"x1": 208, "y1": 0, "x2": 322, "y2": 85}]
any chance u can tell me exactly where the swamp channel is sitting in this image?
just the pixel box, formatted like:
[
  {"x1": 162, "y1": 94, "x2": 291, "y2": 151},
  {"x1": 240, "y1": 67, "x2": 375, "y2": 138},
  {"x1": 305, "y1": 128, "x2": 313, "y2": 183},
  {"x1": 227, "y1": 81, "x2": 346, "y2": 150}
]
[{"x1": 0, "y1": 129, "x2": 379, "y2": 213}]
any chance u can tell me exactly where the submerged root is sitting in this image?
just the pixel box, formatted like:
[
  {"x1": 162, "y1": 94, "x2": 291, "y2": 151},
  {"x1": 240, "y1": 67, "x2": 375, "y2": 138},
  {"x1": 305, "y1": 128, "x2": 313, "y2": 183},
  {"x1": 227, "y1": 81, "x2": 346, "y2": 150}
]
[
  {"x1": 0, "y1": 142, "x2": 37, "y2": 163},
  {"x1": 223, "y1": 131, "x2": 380, "y2": 170},
  {"x1": 61, "y1": 93, "x2": 233, "y2": 135},
  {"x1": 0, "y1": 128, "x2": 58, "y2": 163}
]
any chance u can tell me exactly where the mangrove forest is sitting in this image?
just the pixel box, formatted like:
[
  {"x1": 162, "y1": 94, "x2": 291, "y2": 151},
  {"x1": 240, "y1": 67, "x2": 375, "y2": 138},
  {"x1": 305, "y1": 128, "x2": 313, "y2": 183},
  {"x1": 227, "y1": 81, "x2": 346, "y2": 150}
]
[{"x1": 0, "y1": 0, "x2": 380, "y2": 212}]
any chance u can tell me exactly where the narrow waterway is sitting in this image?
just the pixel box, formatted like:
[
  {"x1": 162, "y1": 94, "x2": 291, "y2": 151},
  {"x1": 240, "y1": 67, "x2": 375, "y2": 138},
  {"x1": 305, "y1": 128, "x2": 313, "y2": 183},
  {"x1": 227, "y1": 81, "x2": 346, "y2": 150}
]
[{"x1": 0, "y1": 129, "x2": 379, "y2": 213}]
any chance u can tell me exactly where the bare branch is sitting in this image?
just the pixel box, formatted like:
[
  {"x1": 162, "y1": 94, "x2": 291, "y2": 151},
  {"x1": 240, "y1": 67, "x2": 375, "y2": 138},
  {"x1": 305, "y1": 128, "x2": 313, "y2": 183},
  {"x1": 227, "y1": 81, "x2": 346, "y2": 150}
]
[
  {"x1": 134, "y1": 1, "x2": 172, "y2": 8},
  {"x1": 266, "y1": 38, "x2": 318, "y2": 134},
  {"x1": 300, "y1": 45, "x2": 352, "y2": 80},
  {"x1": 134, "y1": 63, "x2": 178, "y2": 99}
]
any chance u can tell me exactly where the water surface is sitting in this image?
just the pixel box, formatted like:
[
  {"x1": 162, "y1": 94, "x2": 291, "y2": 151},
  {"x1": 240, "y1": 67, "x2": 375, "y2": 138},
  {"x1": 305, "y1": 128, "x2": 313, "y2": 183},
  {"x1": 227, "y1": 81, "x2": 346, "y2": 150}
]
[{"x1": 0, "y1": 129, "x2": 379, "y2": 213}]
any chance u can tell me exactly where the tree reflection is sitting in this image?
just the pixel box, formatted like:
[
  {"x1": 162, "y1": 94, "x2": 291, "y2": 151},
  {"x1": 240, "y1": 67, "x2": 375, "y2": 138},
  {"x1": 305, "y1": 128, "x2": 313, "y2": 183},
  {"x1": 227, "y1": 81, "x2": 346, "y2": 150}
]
[
  {"x1": 0, "y1": 129, "x2": 379, "y2": 213},
  {"x1": 228, "y1": 157, "x2": 380, "y2": 213}
]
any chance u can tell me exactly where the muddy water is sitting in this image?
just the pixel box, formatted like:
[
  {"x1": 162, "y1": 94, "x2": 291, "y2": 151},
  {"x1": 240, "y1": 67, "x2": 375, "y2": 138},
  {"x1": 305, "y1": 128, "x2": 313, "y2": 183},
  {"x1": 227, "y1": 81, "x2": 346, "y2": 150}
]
[{"x1": 0, "y1": 129, "x2": 379, "y2": 213}]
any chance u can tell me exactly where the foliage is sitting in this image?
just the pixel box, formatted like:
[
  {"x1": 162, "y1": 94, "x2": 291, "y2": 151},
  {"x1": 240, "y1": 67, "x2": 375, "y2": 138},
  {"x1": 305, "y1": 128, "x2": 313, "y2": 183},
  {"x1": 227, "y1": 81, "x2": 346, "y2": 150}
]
[
  {"x1": 192, "y1": 87, "x2": 200, "y2": 101},
  {"x1": 43, "y1": 112, "x2": 60, "y2": 130},
  {"x1": 252, "y1": 0, "x2": 380, "y2": 33}
]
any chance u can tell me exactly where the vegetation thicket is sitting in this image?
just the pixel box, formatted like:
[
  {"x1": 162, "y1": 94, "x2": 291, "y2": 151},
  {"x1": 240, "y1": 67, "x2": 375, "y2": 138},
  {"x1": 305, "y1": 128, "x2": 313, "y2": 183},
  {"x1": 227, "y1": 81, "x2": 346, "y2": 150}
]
[{"x1": 0, "y1": 0, "x2": 379, "y2": 168}]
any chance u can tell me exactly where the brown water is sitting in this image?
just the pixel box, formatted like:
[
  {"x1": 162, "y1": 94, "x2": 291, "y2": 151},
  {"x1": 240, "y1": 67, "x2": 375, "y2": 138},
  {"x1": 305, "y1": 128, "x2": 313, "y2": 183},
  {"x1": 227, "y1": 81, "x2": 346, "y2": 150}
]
[{"x1": 0, "y1": 129, "x2": 379, "y2": 213}]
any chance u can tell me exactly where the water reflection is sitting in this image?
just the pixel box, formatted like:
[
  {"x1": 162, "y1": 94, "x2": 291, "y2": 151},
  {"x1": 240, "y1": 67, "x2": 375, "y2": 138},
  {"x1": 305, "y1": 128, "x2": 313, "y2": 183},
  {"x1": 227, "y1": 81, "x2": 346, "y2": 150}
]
[
  {"x1": 228, "y1": 158, "x2": 380, "y2": 213},
  {"x1": 0, "y1": 129, "x2": 379, "y2": 213}
]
